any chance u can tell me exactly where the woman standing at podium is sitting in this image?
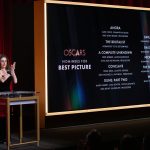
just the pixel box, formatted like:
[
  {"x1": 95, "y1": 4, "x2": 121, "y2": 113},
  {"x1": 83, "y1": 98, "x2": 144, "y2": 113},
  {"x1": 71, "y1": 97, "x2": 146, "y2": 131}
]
[
  {"x1": 0, "y1": 54, "x2": 17, "y2": 143},
  {"x1": 0, "y1": 54, "x2": 17, "y2": 90}
]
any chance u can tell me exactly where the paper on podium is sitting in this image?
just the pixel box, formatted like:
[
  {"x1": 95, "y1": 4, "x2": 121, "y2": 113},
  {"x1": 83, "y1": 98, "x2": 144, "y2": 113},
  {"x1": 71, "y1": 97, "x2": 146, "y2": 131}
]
[{"x1": 0, "y1": 91, "x2": 39, "y2": 98}]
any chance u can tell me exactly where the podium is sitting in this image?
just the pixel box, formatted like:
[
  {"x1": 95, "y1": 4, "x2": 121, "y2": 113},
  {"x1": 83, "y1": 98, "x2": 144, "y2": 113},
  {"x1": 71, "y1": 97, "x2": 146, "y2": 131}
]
[{"x1": 0, "y1": 91, "x2": 40, "y2": 150}]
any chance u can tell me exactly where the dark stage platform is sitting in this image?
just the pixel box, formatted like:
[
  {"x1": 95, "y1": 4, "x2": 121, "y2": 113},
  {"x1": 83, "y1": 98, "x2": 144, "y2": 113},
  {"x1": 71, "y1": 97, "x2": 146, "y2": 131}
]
[{"x1": 1, "y1": 117, "x2": 150, "y2": 150}]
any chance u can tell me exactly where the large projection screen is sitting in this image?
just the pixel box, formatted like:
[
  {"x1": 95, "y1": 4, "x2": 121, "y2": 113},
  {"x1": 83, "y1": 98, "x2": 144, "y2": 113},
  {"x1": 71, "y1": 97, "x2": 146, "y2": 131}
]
[{"x1": 44, "y1": 0, "x2": 150, "y2": 116}]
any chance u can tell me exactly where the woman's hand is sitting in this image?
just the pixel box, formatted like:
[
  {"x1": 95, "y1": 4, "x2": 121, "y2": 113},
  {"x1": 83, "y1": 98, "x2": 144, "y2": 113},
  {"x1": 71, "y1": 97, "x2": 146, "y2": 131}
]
[
  {"x1": 0, "y1": 69, "x2": 10, "y2": 82},
  {"x1": 10, "y1": 62, "x2": 16, "y2": 75},
  {"x1": 10, "y1": 62, "x2": 17, "y2": 84}
]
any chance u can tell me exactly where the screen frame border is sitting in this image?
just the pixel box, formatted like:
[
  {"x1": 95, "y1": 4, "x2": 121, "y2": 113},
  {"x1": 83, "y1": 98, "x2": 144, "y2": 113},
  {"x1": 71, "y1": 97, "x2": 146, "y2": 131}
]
[{"x1": 44, "y1": 0, "x2": 150, "y2": 116}]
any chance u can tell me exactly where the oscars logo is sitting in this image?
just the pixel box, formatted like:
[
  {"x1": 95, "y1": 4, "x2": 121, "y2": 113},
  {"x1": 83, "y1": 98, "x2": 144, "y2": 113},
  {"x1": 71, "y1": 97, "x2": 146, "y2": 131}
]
[{"x1": 64, "y1": 49, "x2": 86, "y2": 57}]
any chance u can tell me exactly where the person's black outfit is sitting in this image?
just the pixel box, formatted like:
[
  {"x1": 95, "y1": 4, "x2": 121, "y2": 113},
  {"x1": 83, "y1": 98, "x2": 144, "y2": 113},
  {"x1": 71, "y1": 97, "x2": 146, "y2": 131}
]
[{"x1": 0, "y1": 75, "x2": 12, "y2": 143}]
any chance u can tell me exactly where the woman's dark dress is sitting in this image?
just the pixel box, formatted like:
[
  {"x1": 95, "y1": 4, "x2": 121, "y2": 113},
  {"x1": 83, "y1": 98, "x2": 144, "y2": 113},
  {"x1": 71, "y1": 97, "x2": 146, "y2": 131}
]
[
  {"x1": 0, "y1": 75, "x2": 12, "y2": 143},
  {"x1": 0, "y1": 76, "x2": 12, "y2": 92}
]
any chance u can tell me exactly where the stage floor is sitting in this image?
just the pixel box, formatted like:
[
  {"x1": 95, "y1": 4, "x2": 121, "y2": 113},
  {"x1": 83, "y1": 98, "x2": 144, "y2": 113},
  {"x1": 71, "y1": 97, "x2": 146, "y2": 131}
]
[{"x1": 0, "y1": 117, "x2": 150, "y2": 149}]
